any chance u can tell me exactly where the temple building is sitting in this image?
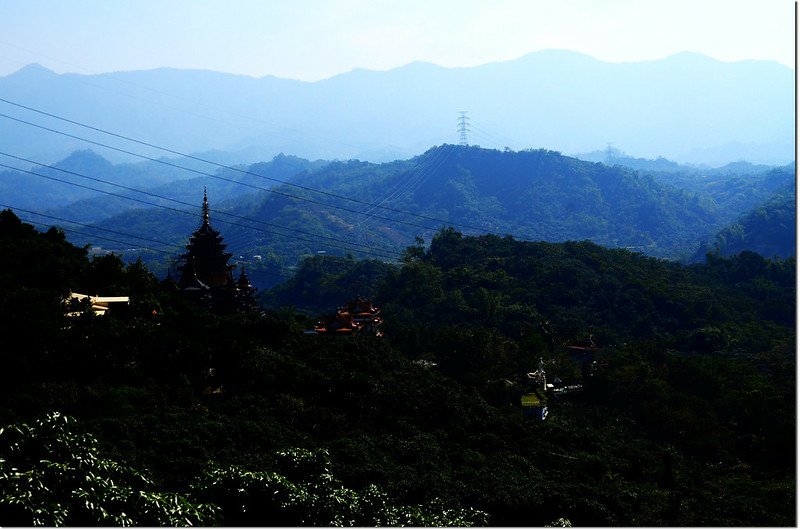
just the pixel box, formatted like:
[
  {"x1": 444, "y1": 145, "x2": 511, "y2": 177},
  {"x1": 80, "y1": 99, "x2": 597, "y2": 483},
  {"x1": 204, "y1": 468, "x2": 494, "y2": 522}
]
[
  {"x1": 313, "y1": 297, "x2": 383, "y2": 336},
  {"x1": 176, "y1": 189, "x2": 257, "y2": 313},
  {"x1": 344, "y1": 297, "x2": 383, "y2": 335}
]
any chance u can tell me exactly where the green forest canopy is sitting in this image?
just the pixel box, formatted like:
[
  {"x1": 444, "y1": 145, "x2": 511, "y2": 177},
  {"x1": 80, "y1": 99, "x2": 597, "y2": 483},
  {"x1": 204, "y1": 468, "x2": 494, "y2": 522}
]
[{"x1": 0, "y1": 210, "x2": 794, "y2": 526}]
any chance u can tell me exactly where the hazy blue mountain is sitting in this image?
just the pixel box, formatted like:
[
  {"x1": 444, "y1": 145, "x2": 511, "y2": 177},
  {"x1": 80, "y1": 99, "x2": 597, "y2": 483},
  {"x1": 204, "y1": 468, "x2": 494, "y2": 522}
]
[
  {"x1": 699, "y1": 165, "x2": 793, "y2": 210},
  {"x1": 709, "y1": 160, "x2": 782, "y2": 175},
  {"x1": 571, "y1": 147, "x2": 794, "y2": 227},
  {"x1": 0, "y1": 147, "x2": 242, "y2": 213},
  {"x1": 41, "y1": 153, "x2": 324, "y2": 225},
  {"x1": 572, "y1": 146, "x2": 784, "y2": 176},
  {"x1": 646, "y1": 165, "x2": 794, "y2": 225},
  {"x1": 572, "y1": 147, "x2": 687, "y2": 173},
  {"x1": 0, "y1": 146, "x2": 323, "y2": 225},
  {"x1": 0, "y1": 51, "x2": 792, "y2": 166},
  {"x1": 0, "y1": 149, "x2": 121, "y2": 211}
]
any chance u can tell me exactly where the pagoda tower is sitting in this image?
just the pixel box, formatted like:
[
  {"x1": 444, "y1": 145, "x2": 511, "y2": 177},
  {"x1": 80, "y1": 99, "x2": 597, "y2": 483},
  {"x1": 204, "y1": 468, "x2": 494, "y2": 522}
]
[{"x1": 177, "y1": 188, "x2": 234, "y2": 290}]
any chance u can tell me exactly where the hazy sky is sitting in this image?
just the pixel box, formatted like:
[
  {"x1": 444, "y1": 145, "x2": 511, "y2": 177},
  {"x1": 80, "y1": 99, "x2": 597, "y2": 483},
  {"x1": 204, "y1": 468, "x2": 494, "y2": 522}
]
[{"x1": 0, "y1": 0, "x2": 794, "y2": 80}]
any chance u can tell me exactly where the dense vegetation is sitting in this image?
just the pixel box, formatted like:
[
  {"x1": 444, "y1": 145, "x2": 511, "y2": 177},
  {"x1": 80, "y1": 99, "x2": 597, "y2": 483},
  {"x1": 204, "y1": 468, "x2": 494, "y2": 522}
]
[
  {"x1": 646, "y1": 165, "x2": 793, "y2": 222},
  {"x1": 14, "y1": 146, "x2": 793, "y2": 294},
  {"x1": 0, "y1": 209, "x2": 794, "y2": 526},
  {"x1": 575, "y1": 147, "x2": 794, "y2": 224},
  {"x1": 693, "y1": 188, "x2": 796, "y2": 260}
]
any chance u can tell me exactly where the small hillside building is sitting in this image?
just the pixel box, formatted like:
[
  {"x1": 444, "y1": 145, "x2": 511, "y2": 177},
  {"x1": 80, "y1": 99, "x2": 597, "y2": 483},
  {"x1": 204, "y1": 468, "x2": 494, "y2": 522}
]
[{"x1": 65, "y1": 293, "x2": 130, "y2": 317}]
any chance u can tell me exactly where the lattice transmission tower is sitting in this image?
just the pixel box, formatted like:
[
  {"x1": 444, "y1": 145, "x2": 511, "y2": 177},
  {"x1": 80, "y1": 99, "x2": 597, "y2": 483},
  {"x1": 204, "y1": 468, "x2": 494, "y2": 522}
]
[{"x1": 457, "y1": 111, "x2": 470, "y2": 146}]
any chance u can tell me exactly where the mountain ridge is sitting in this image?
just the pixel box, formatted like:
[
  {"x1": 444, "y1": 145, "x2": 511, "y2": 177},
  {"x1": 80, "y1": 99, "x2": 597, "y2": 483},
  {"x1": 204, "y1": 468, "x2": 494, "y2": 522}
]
[
  {"x1": 11, "y1": 144, "x2": 792, "y2": 284},
  {"x1": 69, "y1": 144, "x2": 783, "y2": 288},
  {"x1": 6, "y1": 49, "x2": 793, "y2": 81},
  {"x1": 0, "y1": 50, "x2": 791, "y2": 165}
]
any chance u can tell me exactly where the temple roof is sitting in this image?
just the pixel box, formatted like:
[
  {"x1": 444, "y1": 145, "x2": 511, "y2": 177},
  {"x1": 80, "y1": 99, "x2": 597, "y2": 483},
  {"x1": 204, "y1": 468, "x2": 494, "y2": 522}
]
[
  {"x1": 344, "y1": 297, "x2": 381, "y2": 317},
  {"x1": 314, "y1": 298, "x2": 383, "y2": 335},
  {"x1": 237, "y1": 265, "x2": 253, "y2": 290},
  {"x1": 314, "y1": 309, "x2": 362, "y2": 334}
]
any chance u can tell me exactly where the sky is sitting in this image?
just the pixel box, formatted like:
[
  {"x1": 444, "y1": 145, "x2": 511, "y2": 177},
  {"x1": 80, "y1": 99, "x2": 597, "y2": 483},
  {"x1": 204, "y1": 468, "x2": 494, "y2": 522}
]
[{"x1": 0, "y1": 0, "x2": 794, "y2": 80}]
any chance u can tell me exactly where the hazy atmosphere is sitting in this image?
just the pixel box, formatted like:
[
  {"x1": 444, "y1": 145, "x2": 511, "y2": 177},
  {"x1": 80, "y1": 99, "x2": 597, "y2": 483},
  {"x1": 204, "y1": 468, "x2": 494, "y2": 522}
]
[
  {"x1": 0, "y1": 1, "x2": 795, "y2": 527},
  {"x1": 0, "y1": 0, "x2": 794, "y2": 164},
  {"x1": 0, "y1": 0, "x2": 794, "y2": 79}
]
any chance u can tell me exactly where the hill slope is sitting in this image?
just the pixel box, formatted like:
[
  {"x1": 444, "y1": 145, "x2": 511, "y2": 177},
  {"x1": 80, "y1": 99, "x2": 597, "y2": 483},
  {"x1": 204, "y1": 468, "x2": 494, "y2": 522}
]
[
  {"x1": 2, "y1": 150, "x2": 322, "y2": 230},
  {"x1": 215, "y1": 145, "x2": 725, "y2": 261},
  {"x1": 692, "y1": 188, "x2": 796, "y2": 260},
  {"x1": 77, "y1": 146, "x2": 722, "y2": 274},
  {"x1": 75, "y1": 145, "x2": 794, "y2": 287}
]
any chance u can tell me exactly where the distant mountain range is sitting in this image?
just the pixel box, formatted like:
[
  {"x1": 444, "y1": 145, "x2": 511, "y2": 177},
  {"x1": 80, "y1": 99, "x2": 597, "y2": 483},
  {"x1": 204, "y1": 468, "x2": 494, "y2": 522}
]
[
  {"x1": 572, "y1": 146, "x2": 780, "y2": 174},
  {"x1": 0, "y1": 50, "x2": 793, "y2": 166}
]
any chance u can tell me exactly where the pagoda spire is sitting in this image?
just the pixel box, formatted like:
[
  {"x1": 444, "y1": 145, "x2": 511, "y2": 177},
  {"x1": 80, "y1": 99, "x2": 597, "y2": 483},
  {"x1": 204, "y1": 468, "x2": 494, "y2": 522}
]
[{"x1": 202, "y1": 186, "x2": 210, "y2": 225}]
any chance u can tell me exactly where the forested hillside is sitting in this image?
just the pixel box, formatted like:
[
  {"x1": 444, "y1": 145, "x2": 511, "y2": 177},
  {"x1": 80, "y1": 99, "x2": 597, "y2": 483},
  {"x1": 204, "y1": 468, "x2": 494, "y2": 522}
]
[
  {"x1": 574, "y1": 146, "x2": 781, "y2": 176},
  {"x1": 14, "y1": 145, "x2": 792, "y2": 297},
  {"x1": 0, "y1": 210, "x2": 793, "y2": 526},
  {"x1": 85, "y1": 145, "x2": 754, "y2": 281},
  {"x1": 238, "y1": 144, "x2": 728, "y2": 261},
  {"x1": 574, "y1": 147, "x2": 794, "y2": 227},
  {"x1": 648, "y1": 165, "x2": 794, "y2": 225},
  {"x1": 693, "y1": 188, "x2": 796, "y2": 260}
]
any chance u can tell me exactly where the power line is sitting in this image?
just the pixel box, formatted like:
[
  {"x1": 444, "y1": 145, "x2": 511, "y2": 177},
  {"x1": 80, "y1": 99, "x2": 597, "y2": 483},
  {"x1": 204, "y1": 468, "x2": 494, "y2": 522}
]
[
  {"x1": 0, "y1": 99, "x2": 545, "y2": 261},
  {"x1": 0, "y1": 112, "x2": 459, "y2": 235},
  {"x1": 8, "y1": 206, "x2": 177, "y2": 254},
  {"x1": 7, "y1": 205, "x2": 298, "y2": 281},
  {"x1": 0, "y1": 151, "x2": 403, "y2": 259},
  {"x1": 360, "y1": 144, "x2": 455, "y2": 231},
  {"x1": 354, "y1": 144, "x2": 452, "y2": 226},
  {"x1": 0, "y1": 97, "x2": 488, "y2": 233},
  {"x1": 469, "y1": 123, "x2": 519, "y2": 150},
  {"x1": 0, "y1": 159, "x2": 404, "y2": 261}
]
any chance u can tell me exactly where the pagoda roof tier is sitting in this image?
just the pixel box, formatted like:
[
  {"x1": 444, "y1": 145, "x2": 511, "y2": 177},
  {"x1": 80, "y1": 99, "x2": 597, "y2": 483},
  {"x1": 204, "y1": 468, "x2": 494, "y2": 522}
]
[{"x1": 177, "y1": 189, "x2": 235, "y2": 289}]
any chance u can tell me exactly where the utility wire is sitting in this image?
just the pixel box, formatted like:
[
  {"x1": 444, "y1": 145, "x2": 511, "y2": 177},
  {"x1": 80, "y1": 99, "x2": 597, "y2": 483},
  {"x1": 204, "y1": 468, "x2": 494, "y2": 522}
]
[
  {"x1": 356, "y1": 144, "x2": 450, "y2": 221},
  {"x1": 0, "y1": 151, "x2": 402, "y2": 259},
  {"x1": 0, "y1": 111, "x2": 450, "y2": 234},
  {"x1": 0, "y1": 97, "x2": 488, "y2": 232},
  {"x1": 8, "y1": 205, "x2": 297, "y2": 280},
  {"x1": 0, "y1": 204, "x2": 178, "y2": 250},
  {"x1": 0, "y1": 160, "x2": 403, "y2": 261}
]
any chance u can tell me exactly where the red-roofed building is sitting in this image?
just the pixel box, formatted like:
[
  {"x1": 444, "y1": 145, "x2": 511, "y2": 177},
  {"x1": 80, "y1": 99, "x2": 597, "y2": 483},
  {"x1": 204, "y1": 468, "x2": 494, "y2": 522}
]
[{"x1": 313, "y1": 297, "x2": 383, "y2": 336}]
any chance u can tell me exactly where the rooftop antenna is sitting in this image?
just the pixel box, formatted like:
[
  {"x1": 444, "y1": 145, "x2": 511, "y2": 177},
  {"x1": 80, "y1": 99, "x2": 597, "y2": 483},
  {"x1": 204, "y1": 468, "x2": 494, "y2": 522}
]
[{"x1": 457, "y1": 111, "x2": 470, "y2": 146}]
